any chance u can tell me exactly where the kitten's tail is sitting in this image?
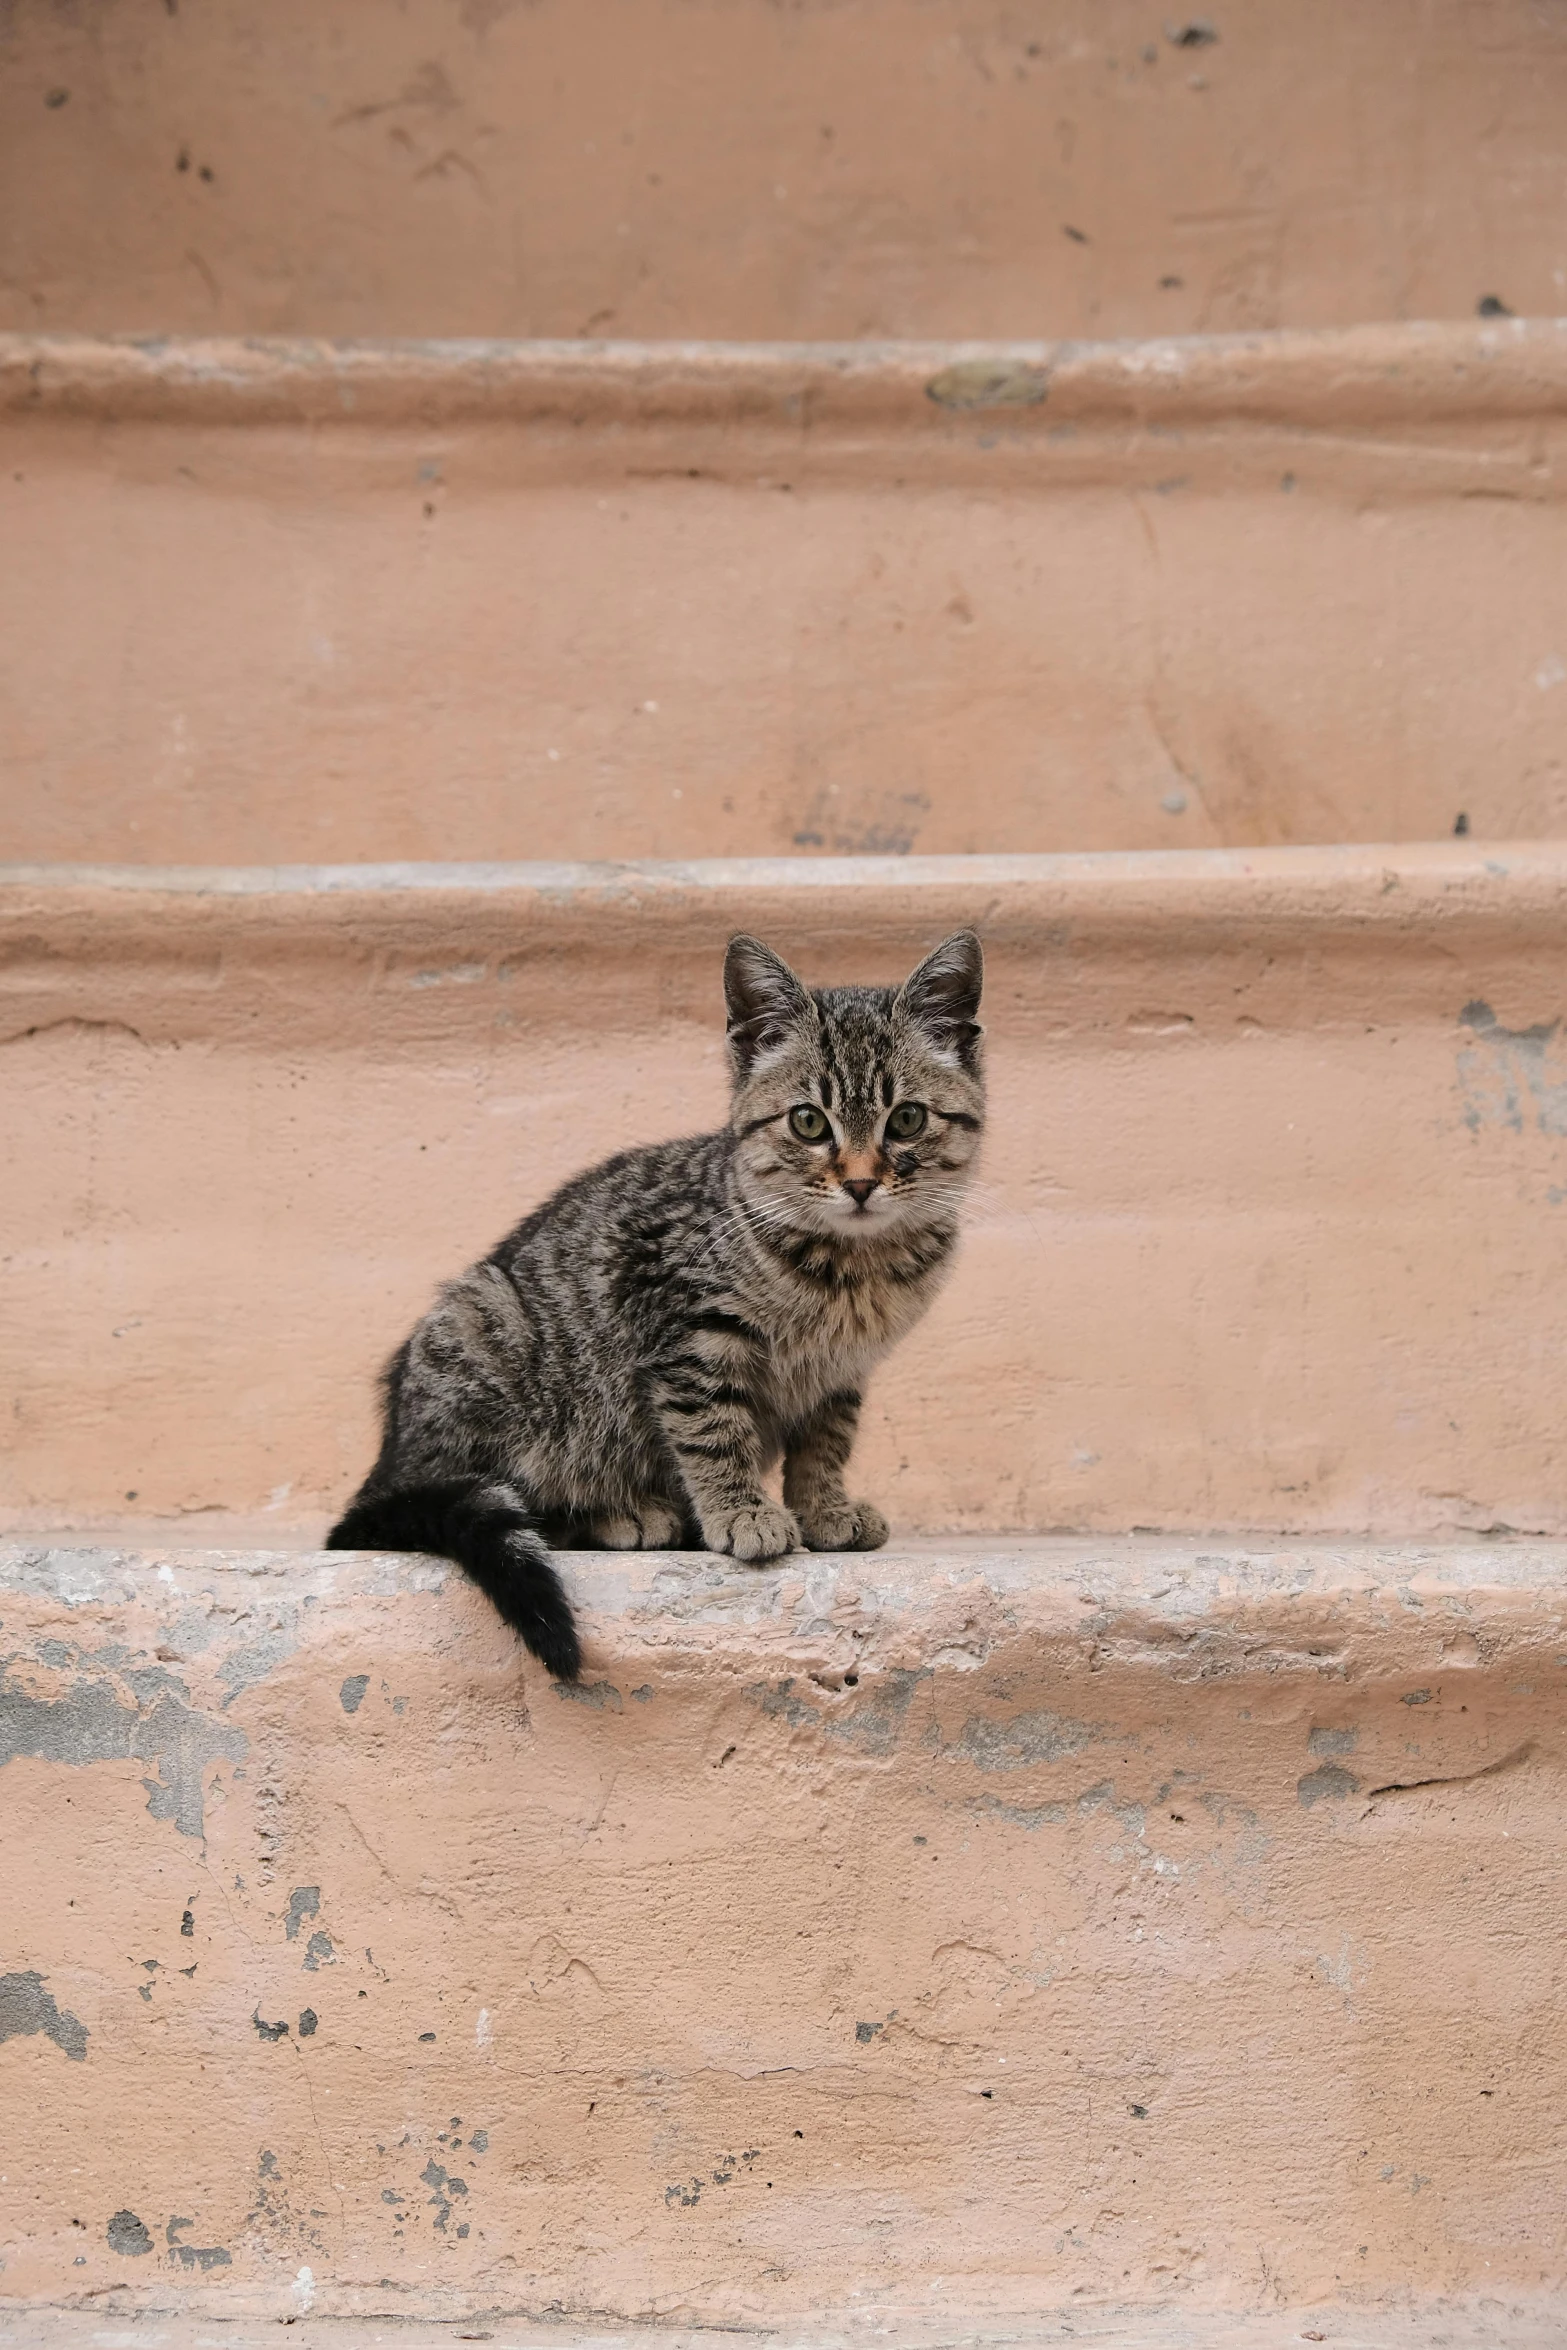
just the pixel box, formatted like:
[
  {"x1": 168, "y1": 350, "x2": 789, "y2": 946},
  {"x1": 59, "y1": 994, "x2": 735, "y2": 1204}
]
[{"x1": 325, "y1": 1479, "x2": 581, "y2": 1682}]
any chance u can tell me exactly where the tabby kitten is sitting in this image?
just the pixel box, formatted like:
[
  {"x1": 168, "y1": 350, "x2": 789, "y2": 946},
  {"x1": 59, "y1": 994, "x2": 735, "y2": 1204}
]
[{"x1": 327, "y1": 930, "x2": 985, "y2": 1680}]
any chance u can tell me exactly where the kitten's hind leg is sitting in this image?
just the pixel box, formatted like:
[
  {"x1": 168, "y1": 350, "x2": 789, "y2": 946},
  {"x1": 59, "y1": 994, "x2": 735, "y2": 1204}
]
[
  {"x1": 590, "y1": 1498, "x2": 685, "y2": 1550},
  {"x1": 783, "y1": 1390, "x2": 890, "y2": 1552}
]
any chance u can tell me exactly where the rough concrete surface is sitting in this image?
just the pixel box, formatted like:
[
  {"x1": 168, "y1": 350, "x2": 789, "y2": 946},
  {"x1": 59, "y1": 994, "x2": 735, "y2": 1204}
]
[
  {"x1": 5, "y1": 322, "x2": 1567, "y2": 863},
  {"x1": 5, "y1": 2310, "x2": 1567, "y2": 2350},
  {"x1": 1, "y1": 1537, "x2": 1564, "y2": 2329},
  {"x1": 6, "y1": 848, "x2": 1567, "y2": 1537},
  {"x1": 3, "y1": 0, "x2": 1566, "y2": 343}
]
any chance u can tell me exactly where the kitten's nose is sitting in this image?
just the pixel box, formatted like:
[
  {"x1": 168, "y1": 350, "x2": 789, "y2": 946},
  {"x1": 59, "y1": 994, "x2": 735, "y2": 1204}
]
[{"x1": 841, "y1": 1178, "x2": 878, "y2": 1207}]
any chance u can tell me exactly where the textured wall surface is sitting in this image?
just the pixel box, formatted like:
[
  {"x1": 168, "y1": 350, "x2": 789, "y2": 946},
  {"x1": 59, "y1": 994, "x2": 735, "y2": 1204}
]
[
  {"x1": 5, "y1": 325, "x2": 1567, "y2": 865},
  {"x1": 2, "y1": 1537, "x2": 1565, "y2": 2326},
  {"x1": 3, "y1": 0, "x2": 1566, "y2": 342},
  {"x1": 5, "y1": 849, "x2": 1567, "y2": 1538}
]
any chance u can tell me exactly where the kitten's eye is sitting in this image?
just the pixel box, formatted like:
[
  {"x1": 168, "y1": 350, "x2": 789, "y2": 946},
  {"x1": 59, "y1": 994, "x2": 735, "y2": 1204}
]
[
  {"x1": 788, "y1": 1103, "x2": 831, "y2": 1142},
  {"x1": 886, "y1": 1101, "x2": 928, "y2": 1140}
]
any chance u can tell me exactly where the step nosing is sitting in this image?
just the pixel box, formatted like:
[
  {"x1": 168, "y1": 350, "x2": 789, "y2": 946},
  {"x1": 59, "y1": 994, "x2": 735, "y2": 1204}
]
[
  {"x1": 6, "y1": 318, "x2": 1567, "y2": 428},
  {"x1": 4, "y1": 842, "x2": 1566, "y2": 889},
  {"x1": 3, "y1": 846, "x2": 1566, "y2": 950}
]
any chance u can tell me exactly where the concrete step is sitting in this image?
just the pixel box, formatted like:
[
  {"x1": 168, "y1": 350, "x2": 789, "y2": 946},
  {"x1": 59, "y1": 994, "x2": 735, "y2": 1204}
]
[
  {"x1": 2, "y1": 1534, "x2": 1564, "y2": 2330},
  {"x1": 6, "y1": 0, "x2": 1565, "y2": 344},
  {"x1": 6, "y1": 846, "x2": 1567, "y2": 1540},
  {"x1": 5, "y1": 324, "x2": 1567, "y2": 865}
]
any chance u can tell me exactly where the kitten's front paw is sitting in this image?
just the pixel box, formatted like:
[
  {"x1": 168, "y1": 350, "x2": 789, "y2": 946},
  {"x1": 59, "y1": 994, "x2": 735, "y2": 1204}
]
[
  {"x1": 798, "y1": 1499, "x2": 890, "y2": 1552},
  {"x1": 591, "y1": 1498, "x2": 685, "y2": 1550},
  {"x1": 703, "y1": 1501, "x2": 801, "y2": 1564}
]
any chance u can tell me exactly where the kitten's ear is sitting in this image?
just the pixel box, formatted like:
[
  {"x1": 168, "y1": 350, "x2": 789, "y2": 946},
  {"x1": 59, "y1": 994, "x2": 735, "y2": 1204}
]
[
  {"x1": 724, "y1": 935, "x2": 812, "y2": 1077},
  {"x1": 900, "y1": 930, "x2": 984, "y2": 1061}
]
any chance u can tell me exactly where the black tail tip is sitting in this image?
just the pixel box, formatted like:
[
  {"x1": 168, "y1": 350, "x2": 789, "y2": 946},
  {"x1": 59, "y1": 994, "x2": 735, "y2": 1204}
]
[
  {"x1": 511, "y1": 1579, "x2": 582, "y2": 1682},
  {"x1": 531, "y1": 1618, "x2": 583, "y2": 1683},
  {"x1": 321, "y1": 1487, "x2": 583, "y2": 1680}
]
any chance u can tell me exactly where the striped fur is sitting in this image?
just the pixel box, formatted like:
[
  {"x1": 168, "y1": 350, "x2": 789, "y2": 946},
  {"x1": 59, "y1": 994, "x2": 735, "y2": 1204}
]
[{"x1": 327, "y1": 931, "x2": 985, "y2": 1677}]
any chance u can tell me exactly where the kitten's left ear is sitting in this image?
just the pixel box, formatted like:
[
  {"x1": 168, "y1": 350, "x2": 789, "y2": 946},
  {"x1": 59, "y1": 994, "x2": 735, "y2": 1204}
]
[{"x1": 900, "y1": 930, "x2": 984, "y2": 1062}]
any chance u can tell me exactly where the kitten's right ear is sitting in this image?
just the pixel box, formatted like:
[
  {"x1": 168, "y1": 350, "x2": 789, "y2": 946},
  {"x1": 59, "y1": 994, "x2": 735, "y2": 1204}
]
[
  {"x1": 724, "y1": 935, "x2": 812, "y2": 1078},
  {"x1": 900, "y1": 929, "x2": 984, "y2": 1063}
]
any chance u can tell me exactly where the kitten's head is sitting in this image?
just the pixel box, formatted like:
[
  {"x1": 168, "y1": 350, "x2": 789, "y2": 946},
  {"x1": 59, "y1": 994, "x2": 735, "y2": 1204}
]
[{"x1": 724, "y1": 931, "x2": 985, "y2": 1239}]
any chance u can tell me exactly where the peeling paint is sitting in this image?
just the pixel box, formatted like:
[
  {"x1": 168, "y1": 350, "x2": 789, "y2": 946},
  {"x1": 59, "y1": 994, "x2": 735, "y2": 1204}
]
[
  {"x1": 420, "y1": 2155, "x2": 469, "y2": 2233},
  {"x1": 284, "y1": 1886, "x2": 320, "y2": 1941},
  {"x1": 0, "y1": 1664, "x2": 246, "y2": 1838},
  {"x1": 555, "y1": 1678, "x2": 623, "y2": 1712},
  {"x1": 139, "y1": 1692, "x2": 249, "y2": 1837},
  {"x1": 0, "y1": 1970, "x2": 88, "y2": 2060},
  {"x1": 964, "y1": 1792, "x2": 1068, "y2": 1829},
  {"x1": 1, "y1": 1671, "x2": 145, "y2": 1769},
  {"x1": 166, "y1": 2215, "x2": 231, "y2": 2271},
  {"x1": 1298, "y1": 1762, "x2": 1361, "y2": 1807},
  {"x1": 1457, "y1": 1000, "x2": 1567, "y2": 1135},
  {"x1": 948, "y1": 1705, "x2": 1099, "y2": 1772},
  {"x1": 217, "y1": 1611, "x2": 299, "y2": 1705},
  {"x1": 1076, "y1": 1780, "x2": 1147, "y2": 1841},
  {"x1": 748, "y1": 1667, "x2": 927, "y2": 1756},
  {"x1": 106, "y1": 2210, "x2": 152, "y2": 2256},
  {"x1": 3, "y1": 1547, "x2": 130, "y2": 1608}
]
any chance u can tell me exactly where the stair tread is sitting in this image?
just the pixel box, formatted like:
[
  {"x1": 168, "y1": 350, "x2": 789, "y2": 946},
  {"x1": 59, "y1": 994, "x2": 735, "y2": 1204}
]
[
  {"x1": 7, "y1": 1532, "x2": 1567, "y2": 1608},
  {"x1": 3, "y1": 2303, "x2": 1566, "y2": 2349}
]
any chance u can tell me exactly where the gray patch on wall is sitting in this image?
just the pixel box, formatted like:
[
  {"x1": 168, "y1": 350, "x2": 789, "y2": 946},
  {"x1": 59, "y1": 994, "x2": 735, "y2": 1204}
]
[
  {"x1": 0, "y1": 1668, "x2": 246, "y2": 1838},
  {"x1": 0, "y1": 1545, "x2": 134, "y2": 1609},
  {"x1": 285, "y1": 1886, "x2": 320, "y2": 1941},
  {"x1": 421, "y1": 2155, "x2": 468, "y2": 2233},
  {"x1": 1457, "y1": 1001, "x2": 1567, "y2": 1135},
  {"x1": 107, "y1": 2210, "x2": 153, "y2": 2256},
  {"x1": 1297, "y1": 1762, "x2": 1361, "y2": 1808},
  {"x1": 217, "y1": 1610, "x2": 300, "y2": 1706},
  {"x1": 139, "y1": 1692, "x2": 249, "y2": 1837},
  {"x1": 1076, "y1": 1780, "x2": 1147, "y2": 1840},
  {"x1": 790, "y1": 785, "x2": 932, "y2": 858},
  {"x1": 554, "y1": 1679, "x2": 623, "y2": 1712},
  {"x1": 963, "y1": 1792, "x2": 1068, "y2": 1830},
  {"x1": 747, "y1": 1666, "x2": 928, "y2": 1757},
  {"x1": 339, "y1": 1673, "x2": 370, "y2": 1714},
  {"x1": 945, "y1": 1706, "x2": 1099, "y2": 1773},
  {"x1": 167, "y1": 2216, "x2": 231, "y2": 2270},
  {"x1": 0, "y1": 1970, "x2": 89, "y2": 2060}
]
